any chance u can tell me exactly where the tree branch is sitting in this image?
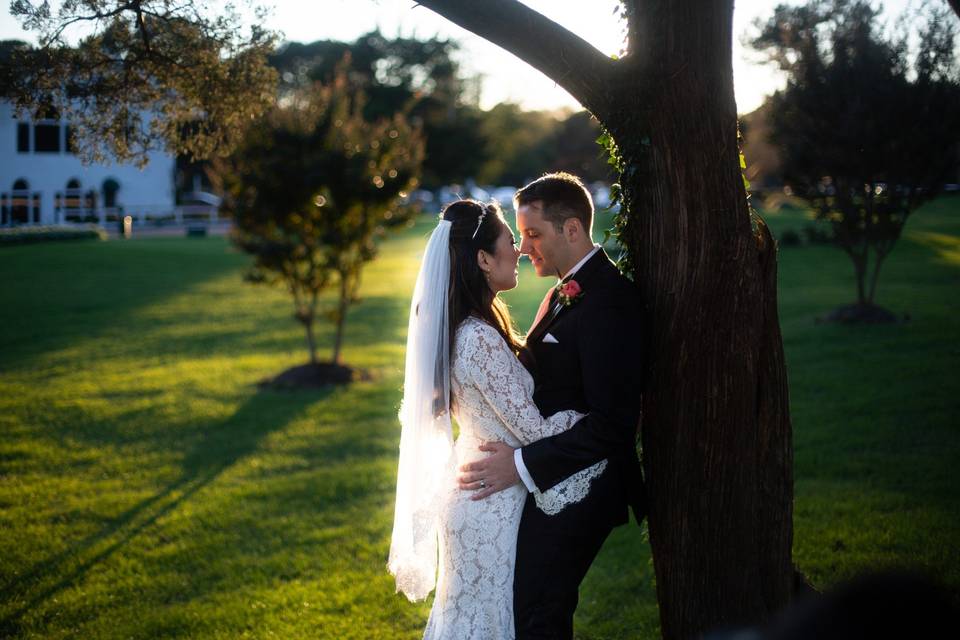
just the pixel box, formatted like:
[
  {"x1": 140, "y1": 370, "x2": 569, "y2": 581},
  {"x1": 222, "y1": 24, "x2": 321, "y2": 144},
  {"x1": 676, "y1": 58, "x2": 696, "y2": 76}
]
[
  {"x1": 39, "y1": 1, "x2": 135, "y2": 47},
  {"x1": 133, "y1": 1, "x2": 153, "y2": 55},
  {"x1": 947, "y1": 0, "x2": 960, "y2": 20},
  {"x1": 415, "y1": 0, "x2": 617, "y2": 115}
]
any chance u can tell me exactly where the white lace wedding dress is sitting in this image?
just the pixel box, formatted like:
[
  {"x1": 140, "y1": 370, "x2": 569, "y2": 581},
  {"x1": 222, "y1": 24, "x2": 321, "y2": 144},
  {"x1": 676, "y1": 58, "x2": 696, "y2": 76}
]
[{"x1": 423, "y1": 317, "x2": 607, "y2": 640}]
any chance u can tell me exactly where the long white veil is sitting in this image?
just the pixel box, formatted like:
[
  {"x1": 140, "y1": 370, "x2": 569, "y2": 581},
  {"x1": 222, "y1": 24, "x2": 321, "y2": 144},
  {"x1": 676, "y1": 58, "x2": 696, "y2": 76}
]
[{"x1": 388, "y1": 219, "x2": 455, "y2": 601}]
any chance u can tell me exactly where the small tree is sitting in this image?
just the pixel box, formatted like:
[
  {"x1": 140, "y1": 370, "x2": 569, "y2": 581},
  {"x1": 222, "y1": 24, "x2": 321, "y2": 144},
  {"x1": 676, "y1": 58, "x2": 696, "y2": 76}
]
[
  {"x1": 750, "y1": 0, "x2": 960, "y2": 320},
  {"x1": 213, "y1": 65, "x2": 424, "y2": 369}
]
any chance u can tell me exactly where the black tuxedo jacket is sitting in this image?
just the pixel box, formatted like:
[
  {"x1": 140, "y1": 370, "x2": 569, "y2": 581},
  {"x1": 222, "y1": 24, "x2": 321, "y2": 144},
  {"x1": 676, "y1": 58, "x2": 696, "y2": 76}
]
[{"x1": 519, "y1": 248, "x2": 646, "y2": 527}]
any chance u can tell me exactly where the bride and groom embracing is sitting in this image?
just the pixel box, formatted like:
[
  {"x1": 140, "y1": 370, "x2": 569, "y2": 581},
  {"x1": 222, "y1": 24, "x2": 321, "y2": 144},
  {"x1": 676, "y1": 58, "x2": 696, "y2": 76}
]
[{"x1": 389, "y1": 172, "x2": 646, "y2": 639}]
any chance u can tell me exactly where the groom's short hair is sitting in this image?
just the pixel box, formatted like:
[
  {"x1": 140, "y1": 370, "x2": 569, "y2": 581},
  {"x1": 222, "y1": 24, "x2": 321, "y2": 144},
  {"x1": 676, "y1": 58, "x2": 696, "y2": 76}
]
[{"x1": 514, "y1": 172, "x2": 593, "y2": 235}]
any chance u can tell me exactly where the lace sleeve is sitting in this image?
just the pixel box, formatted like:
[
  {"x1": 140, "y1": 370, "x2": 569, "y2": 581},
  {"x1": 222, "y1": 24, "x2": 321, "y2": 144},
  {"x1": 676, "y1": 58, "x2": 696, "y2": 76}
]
[
  {"x1": 460, "y1": 320, "x2": 607, "y2": 516},
  {"x1": 461, "y1": 321, "x2": 581, "y2": 444}
]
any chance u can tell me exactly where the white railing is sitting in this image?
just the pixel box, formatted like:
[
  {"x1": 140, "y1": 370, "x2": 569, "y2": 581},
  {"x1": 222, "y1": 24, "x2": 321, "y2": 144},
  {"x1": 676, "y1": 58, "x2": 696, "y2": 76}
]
[
  {"x1": 54, "y1": 203, "x2": 220, "y2": 226},
  {"x1": 0, "y1": 190, "x2": 42, "y2": 225}
]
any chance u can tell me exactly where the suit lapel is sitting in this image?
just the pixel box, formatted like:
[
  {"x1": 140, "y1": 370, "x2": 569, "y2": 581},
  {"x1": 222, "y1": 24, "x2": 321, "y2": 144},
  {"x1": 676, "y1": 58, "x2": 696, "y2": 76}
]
[
  {"x1": 525, "y1": 248, "x2": 613, "y2": 345},
  {"x1": 526, "y1": 297, "x2": 562, "y2": 344}
]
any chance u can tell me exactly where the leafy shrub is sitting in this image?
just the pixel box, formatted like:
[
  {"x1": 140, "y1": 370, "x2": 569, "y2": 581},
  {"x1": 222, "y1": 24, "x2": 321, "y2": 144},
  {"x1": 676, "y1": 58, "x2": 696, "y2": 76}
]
[
  {"x1": 779, "y1": 229, "x2": 802, "y2": 246},
  {"x1": 0, "y1": 225, "x2": 107, "y2": 246},
  {"x1": 802, "y1": 224, "x2": 832, "y2": 245}
]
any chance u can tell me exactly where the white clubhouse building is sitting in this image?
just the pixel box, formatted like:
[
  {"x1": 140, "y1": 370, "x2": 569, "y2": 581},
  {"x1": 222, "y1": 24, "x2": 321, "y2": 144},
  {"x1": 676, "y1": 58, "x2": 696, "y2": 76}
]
[{"x1": 0, "y1": 101, "x2": 217, "y2": 227}]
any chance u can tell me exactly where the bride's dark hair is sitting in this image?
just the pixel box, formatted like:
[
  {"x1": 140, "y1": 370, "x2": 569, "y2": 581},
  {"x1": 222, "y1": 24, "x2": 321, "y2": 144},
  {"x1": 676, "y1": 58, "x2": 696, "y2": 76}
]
[{"x1": 442, "y1": 199, "x2": 522, "y2": 356}]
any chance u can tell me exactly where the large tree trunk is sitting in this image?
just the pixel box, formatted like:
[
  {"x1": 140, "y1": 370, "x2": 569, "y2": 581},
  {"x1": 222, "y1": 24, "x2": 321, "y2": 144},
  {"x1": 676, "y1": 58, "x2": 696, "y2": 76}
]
[
  {"x1": 948, "y1": 0, "x2": 960, "y2": 21},
  {"x1": 418, "y1": 1, "x2": 794, "y2": 636},
  {"x1": 615, "y1": 3, "x2": 793, "y2": 635}
]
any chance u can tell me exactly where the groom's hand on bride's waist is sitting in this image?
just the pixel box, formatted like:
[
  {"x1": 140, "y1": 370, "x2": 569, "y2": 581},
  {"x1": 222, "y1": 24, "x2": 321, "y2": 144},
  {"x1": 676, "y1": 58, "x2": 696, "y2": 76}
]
[{"x1": 458, "y1": 441, "x2": 520, "y2": 500}]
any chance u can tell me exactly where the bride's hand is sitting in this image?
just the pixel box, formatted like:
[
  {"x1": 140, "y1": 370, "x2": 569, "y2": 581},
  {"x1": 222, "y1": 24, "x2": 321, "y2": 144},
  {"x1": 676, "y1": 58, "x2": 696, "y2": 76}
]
[{"x1": 458, "y1": 441, "x2": 520, "y2": 500}]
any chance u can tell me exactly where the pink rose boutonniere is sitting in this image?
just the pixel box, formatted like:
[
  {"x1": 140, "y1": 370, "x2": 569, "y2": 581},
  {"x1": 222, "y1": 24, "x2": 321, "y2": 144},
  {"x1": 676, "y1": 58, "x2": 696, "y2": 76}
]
[{"x1": 556, "y1": 279, "x2": 584, "y2": 306}]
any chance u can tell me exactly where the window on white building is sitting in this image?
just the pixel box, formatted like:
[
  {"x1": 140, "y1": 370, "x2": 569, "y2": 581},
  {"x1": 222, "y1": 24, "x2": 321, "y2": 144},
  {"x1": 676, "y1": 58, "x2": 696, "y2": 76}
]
[
  {"x1": 35, "y1": 123, "x2": 61, "y2": 153},
  {"x1": 17, "y1": 123, "x2": 30, "y2": 153},
  {"x1": 103, "y1": 178, "x2": 120, "y2": 208}
]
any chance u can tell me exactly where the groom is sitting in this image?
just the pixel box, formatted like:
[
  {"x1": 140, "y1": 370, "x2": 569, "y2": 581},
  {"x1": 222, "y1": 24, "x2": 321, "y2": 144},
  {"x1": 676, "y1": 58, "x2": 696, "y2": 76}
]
[{"x1": 459, "y1": 172, "x2": 646, "y2": 639}]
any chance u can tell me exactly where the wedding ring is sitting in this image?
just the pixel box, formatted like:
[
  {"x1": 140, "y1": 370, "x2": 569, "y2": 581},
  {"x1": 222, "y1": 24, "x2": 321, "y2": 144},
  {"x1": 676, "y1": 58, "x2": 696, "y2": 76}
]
[{"x1": 479, "y1": 479, "x2": 486, "y2": 489}]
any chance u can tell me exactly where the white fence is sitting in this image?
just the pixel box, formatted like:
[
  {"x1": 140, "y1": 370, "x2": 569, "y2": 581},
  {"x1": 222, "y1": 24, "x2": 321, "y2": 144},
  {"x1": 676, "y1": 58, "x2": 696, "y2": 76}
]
[
  {"x1": 0, "y1": 191, "x2": 219, "y2": 227},
  {"x1": 53, "y1": 203, "x2": 220, "y2": 226}
]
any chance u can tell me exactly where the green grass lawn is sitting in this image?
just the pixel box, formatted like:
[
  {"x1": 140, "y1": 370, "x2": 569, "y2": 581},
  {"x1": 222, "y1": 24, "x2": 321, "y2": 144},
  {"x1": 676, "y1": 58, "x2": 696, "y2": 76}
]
[{"x1": 1, "y1": 197, "x2": 958, "y2": 639}]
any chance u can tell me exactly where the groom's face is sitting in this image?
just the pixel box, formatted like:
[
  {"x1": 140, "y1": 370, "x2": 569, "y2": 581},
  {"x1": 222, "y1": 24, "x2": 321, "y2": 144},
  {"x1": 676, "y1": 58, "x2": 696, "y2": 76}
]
[{"x1": 516, "y1": 201, "x2": 567, "y2": 278}]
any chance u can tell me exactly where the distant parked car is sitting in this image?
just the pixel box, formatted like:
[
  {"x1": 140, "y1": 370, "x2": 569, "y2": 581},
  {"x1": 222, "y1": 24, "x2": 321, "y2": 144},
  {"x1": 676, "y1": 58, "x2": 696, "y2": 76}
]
[
  {"x1": 466, "y1": 180, "x2": 490, "y2": 202},
  {"x1": 491, "y1": 186, "x2": 518, "y2": 210},
  {"x1": 404, "y1": 189, "x2": 434, "y2": 205},
  {"x1": 590, "y1": 182, "x2": 617, "y2": 210},
  {"x1": 436, "y1": 185, "x2": 465, "y2": 207}
]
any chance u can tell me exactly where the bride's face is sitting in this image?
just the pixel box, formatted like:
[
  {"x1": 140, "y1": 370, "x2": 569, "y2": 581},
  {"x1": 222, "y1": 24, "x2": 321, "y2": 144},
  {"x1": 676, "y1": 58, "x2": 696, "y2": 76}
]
[{"x1": 479, "y1": 224, "x2": 521, "y2": 293}]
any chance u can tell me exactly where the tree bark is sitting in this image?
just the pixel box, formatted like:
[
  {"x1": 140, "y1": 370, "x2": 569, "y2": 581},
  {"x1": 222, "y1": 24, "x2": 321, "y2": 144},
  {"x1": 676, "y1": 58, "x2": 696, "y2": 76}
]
[
  {"x1": 753, "y1": 217, "x2": 795, "y2": 612},
  {"x1": 617, "y1": 2, "x2": 793, "y2": 634},
  {"x1": 418, "y1": 1, "x2": 795, "y2": 637},
  {"x1": 332, "y1": 272, "x2": 350, "y2": 366},
  {"x1": 854, "y1": 253, "x2": 868, "y2": 306},
  {"x1": 947, "y1": 0, "x2": 960, "y2": 21},
  {"x1": 866, "y1": 251, "x2": 888, "y2": 305},
  {"x1": 304, "y1": 318, "x2": 318, "y2": 365},
  {"x1": 292, "y1": 285, "x2": 319, "y2": 365}
]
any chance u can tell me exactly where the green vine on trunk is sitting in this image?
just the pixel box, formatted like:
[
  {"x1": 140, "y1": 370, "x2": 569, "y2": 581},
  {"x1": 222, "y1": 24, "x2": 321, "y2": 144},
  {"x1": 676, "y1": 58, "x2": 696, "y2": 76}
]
[
  {"x1": 596, "y1": 126, "x2": 635, "y2": 280},
  {"x1": 738, "y1": 120, "x2": 764, "y2": 237}
]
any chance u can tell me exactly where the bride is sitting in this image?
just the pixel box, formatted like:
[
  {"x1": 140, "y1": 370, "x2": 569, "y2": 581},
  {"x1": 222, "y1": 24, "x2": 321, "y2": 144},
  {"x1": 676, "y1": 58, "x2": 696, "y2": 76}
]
[{"x1": 388, "y1": 199, "x2": 606, "y2": 639}]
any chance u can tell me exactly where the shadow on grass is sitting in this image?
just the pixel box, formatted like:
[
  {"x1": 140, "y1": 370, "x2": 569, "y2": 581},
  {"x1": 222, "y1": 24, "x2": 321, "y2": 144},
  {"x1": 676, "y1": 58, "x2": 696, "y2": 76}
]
[
  {"x1": 119, "y1": 294, "x2": 411, "y2": 363},
  {"x1": 0, "y1": 236, "x2": 418, "y2": 413},
  {"x1": 0, "y1": 238, "x2": 245, "y2": 372},
  {"x1": 0, "y1": 385, "x2": 325, "y2": 635}
]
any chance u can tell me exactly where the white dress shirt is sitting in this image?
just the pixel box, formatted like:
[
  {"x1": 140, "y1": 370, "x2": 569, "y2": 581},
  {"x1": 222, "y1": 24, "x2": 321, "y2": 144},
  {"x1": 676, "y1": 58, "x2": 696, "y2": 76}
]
[{"x1": 514, "y1": 244, "x2": 601, "y2": 492}]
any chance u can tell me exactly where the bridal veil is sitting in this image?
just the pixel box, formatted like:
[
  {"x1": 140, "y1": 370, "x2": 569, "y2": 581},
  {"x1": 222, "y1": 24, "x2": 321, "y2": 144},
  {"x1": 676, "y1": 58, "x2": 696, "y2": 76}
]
[{"x1": 388, "y1": 219, "x2": 455, "y2": 601}]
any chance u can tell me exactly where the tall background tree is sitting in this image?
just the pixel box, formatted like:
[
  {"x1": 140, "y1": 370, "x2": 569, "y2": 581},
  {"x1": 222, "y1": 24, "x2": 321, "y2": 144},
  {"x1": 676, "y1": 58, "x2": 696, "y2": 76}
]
[
  {"x1": 750, "y1": 0, "x2": 960, "y2": 322},
  {"x1": 212, "y1": 62, "x2": 424, "y2": 374},
  {"x1": 267, "y1": 31, "x2": 612, "y2": 190},
  {"x1": 478, "y1": 104, "x2": 611, "y2": 186},
  {"x1": 268, "y1": 31, "x2": 487, "y2": 188}
]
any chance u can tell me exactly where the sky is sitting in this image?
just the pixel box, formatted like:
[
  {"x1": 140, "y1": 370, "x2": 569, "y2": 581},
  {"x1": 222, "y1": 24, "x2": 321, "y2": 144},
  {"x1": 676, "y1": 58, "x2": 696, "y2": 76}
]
[{"x1": 0, "y1": 0, "x2": 918, "y2": 115}]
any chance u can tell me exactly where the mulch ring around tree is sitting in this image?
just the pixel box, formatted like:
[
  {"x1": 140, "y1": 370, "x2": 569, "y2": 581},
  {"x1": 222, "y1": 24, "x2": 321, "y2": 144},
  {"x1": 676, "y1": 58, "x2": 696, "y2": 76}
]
[
  {"x1": 258, "y1": 363, "x2": 374, "y2": 390},
  {"x1": 818, "y1": 303, "x2": 906, "y2": 324}
]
